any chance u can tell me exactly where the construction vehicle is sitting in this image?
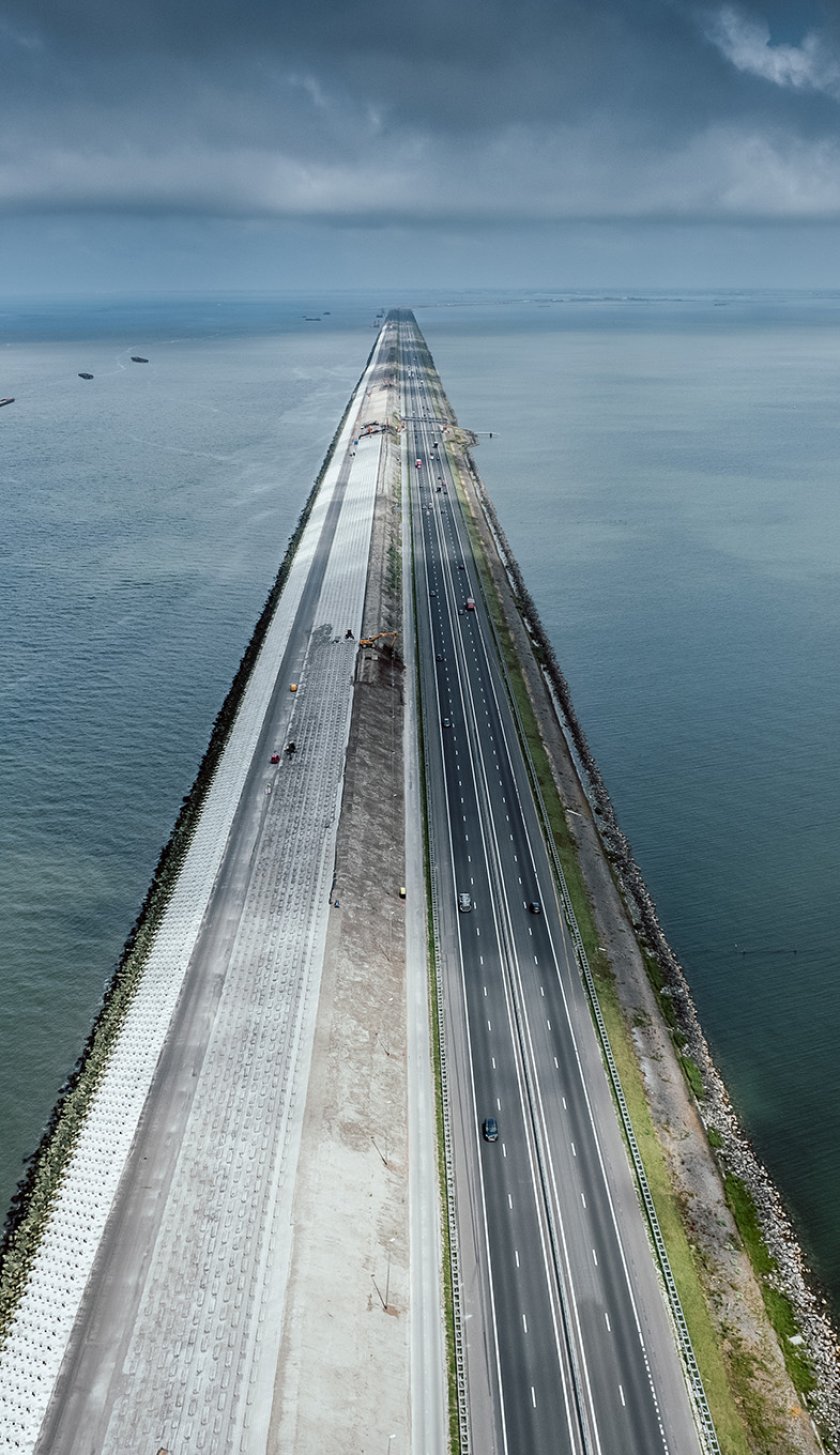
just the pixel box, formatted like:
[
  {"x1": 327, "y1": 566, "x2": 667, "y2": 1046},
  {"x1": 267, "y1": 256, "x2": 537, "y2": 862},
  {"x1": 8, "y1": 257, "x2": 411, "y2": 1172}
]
[{"x1": 356, "y1": 628, "x2": 398, "y2": 646}]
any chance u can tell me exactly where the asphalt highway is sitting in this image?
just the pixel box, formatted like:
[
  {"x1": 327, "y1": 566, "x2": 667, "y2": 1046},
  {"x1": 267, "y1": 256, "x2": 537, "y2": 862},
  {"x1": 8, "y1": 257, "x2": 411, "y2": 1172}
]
[{"x1": 398, "y1": 311, "x2": 704, "y2": 1455}]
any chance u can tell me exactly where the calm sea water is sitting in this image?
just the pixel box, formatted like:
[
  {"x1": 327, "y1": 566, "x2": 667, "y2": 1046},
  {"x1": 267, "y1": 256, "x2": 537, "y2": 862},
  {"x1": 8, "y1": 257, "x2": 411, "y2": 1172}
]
[{"x1": 2, "y1": 290, "x2": 839, "y2": 1324}]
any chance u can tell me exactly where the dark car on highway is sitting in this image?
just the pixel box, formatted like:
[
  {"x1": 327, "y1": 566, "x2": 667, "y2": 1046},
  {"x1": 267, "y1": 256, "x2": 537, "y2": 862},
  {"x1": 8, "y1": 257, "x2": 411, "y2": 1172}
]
[{"x1": 482, "y1": 1117, "x2": 499, "y2": 1142}]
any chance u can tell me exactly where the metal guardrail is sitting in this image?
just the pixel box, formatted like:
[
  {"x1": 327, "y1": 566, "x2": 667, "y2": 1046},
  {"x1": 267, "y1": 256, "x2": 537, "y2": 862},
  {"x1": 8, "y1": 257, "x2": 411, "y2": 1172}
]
[
  {"x1": 430, "y1": 869, "x2": 472, "y2": 1455},
  {"x1": 468, "y1": 488, "x2": 722, "y2": 1455}
]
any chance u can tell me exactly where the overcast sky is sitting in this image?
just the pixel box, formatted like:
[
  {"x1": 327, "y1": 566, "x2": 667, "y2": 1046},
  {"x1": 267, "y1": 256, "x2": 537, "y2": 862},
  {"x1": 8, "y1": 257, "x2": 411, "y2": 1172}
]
[{"x1": 4, "y1": 0, "x2": 840, "y2": 292}]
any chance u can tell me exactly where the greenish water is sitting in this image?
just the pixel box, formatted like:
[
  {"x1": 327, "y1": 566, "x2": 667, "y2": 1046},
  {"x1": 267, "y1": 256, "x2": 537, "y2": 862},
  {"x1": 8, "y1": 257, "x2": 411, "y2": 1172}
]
[{"x1": 1, "y1": 290, "x2": 839, "y2": 1328}]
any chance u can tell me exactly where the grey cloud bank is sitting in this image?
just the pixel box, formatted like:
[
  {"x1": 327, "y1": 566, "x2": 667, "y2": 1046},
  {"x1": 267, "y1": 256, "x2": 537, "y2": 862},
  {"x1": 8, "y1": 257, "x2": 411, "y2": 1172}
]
[{"x1": 3, "y1": 0, "x2": 840, "y2": 290}]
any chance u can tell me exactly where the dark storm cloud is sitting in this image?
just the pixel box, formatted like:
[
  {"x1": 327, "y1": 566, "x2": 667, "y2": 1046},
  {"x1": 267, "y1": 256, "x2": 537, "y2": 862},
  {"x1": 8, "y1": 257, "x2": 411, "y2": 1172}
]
[{"x1": 4, "y1": 0, "x2": 840, "y2": 222}]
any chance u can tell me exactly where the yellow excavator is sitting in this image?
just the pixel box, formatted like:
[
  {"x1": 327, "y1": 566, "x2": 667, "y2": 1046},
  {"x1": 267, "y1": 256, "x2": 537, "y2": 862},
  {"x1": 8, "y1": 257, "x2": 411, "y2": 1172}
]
[{"x1": 359, "y1": 629, "x2": 400, "y2": 648}]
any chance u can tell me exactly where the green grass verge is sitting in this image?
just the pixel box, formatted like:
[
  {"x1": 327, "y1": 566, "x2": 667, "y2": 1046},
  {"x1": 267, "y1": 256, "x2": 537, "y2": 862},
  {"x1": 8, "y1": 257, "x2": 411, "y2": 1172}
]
[
  {"x1": 723, "y1": 1175, "x2": 816, "y2": 1398},
  {"x1": 681, "y1": 1055, "x2": 706, "y2": 1101}
]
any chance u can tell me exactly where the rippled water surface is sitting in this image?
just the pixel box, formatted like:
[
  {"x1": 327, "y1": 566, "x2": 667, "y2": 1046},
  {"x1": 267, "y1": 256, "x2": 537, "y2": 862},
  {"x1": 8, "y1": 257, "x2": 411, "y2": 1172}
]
[{"x1": 2, "y1": 290, "x2": 839, "y2": 1324}]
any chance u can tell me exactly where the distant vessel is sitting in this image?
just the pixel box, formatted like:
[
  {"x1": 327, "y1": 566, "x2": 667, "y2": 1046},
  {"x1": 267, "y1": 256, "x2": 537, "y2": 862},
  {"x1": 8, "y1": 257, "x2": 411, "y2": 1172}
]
[
  {"x1": 78, "y1": 372, "x2": 94, "y2": 380},
  {"x1": 303, "y1": 316, "x2": 321, "y2": 322},
  {"x1": 130, "y1": 356, "x2": 149, "y2": 363},
  {"x1": 0, "y1": 397, "x2": 14, "y2": 407}
]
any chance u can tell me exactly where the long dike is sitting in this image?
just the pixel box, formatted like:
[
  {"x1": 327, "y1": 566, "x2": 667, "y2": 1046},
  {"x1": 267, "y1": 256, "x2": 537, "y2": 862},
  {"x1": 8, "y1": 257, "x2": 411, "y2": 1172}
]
[
  {"x1": 2, "y1": 312, "x2": 838, "y2": 1454},
  {"x1": 0, "y1": 324, "x2": 391, "y2": 1452}
]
